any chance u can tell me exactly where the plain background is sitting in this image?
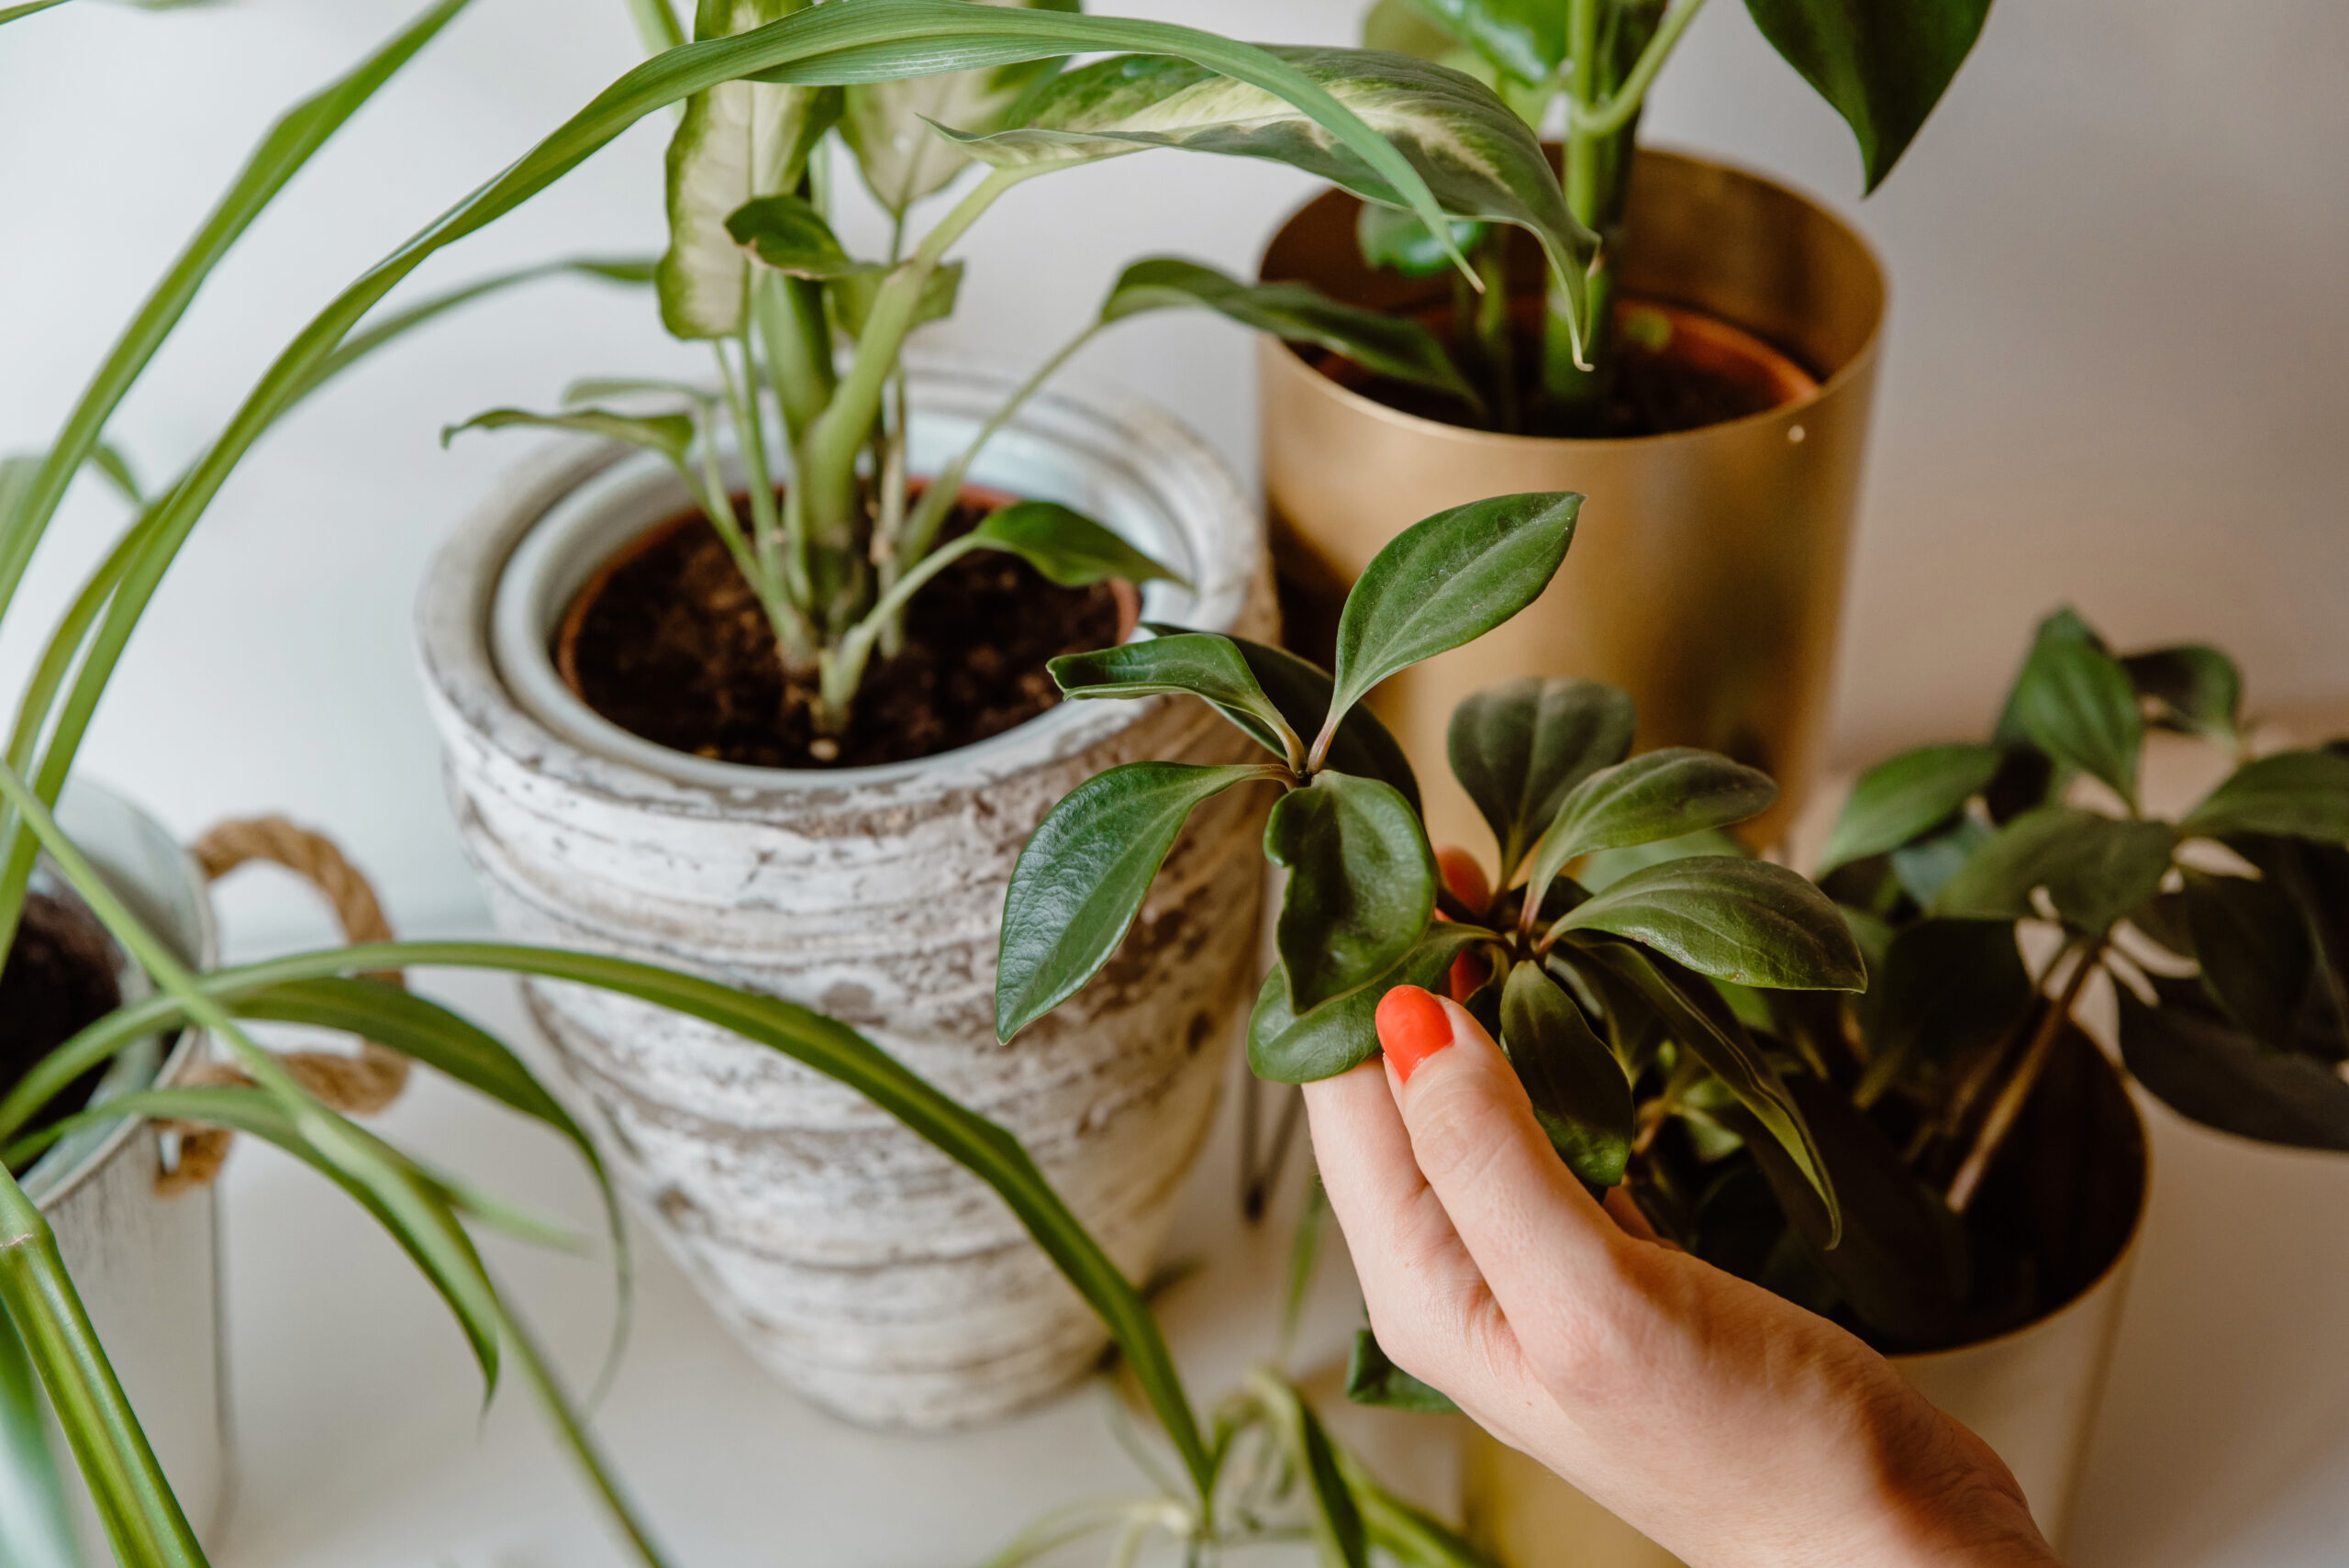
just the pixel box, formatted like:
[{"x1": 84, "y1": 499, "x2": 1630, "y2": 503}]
[{"x1": 5, "y1": 0, "x2": 2349, "y2": 951}]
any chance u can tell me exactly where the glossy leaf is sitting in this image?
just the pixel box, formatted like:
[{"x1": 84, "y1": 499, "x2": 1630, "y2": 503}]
[
  {"x1": 1266, "y1": 772, "x2": 1438, "y2": 1011},
  {"x1": 2181, "y1": 750, "x2": 2349, "y2": 844},
  {"x1": 1250, "y1": 926, "x2": 1487, "y2": 1084},
  {"x1": 1578, "y1": 828, "x2": 1746, "y2": 895},
  {"x1": 1344, "y1": 1326, "x2": 1459, "y2": 1414},
  {"x1": 1394, "y1": 0, "x2": 1564, "y2": 81},
  {"x1": 1743, "y1": 0, "x2": 1992, "y2": 193},
  {"x1": 1498, "y1": 961, "x2": 1631, "y2": 1187},
  {"x1": 997, "y1": 762, "x2": 1278, "y2": 1040},
  {"x1": 1327, "y1": 492, "x2": 1582, "y2": 728},
  {"x1": 1816, "y1": 742, "x2": 1999, "y2": 875},
  {"x1": 1050, "y1": 633, "x2": 1297, "y2": 763},
  {"x1": 1223, "y1": 633, "x2": 1420, "y2": 813},
  {"x1": 2008, "y1": 631, "x2": 2143, "y2": 807},
  {"x1": 1447, "y1": 676, "x2": 1634, "y2": 879},
  {"x1": 2183, "y1": 869, "x2": 2312, "y2": 1049},
  {"x1": 725, "y1": 190, "x2": 876, "y2": 278},
  {"x1": 2120, "y1": 984, "x2": 2349, "y2": 1151},
  {"x1": 1933, "y1": 806, "x2": 2176, "y2": 934},
  {"x1": 657, "y1": 0, "x2": 841, "y2": 338},
  {"x1": 1550, "y1": 857, "x2": 1866, "y2": 992},
  {"x1": 1355, "y1": 201, "x2": 1486, "y2": 278},
  {"x1": 2125, "y1": 644, "x2": 2243, "y2": 744},
  {"x1": 1523, "y1": 749, "x2": 1777, "y2": 901},
  {"x1": 969, "y1": 501, "x2": 1186, "y2": 588},
  {"x1": 1099, "y1": 257, "x2": 1477, "y2": 407},
  {"x1": 442, "y1": 406, "x2": 696, "y2": 465}
]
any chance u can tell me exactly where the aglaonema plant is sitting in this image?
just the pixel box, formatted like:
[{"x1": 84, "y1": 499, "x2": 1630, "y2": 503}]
[
  {"x1": 1351, "y1": 0, "x2": 1992, "y2": 432},
  {"x1": 993, "y1": 488, "x2": 1870, "y2": 1386},
  {"x1": 451, "y1": 0, "x2": 1598, "y2": 742}
]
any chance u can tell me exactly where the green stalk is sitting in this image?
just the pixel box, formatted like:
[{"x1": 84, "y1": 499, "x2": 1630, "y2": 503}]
[
  {"x1": 1473, "y1": 239, "x2": 1518, "y2": 435},
  {"x1": 820, "y1": 534, "x2": 985, "y2": 718},
  {"x1": 713, "y1": 339, "x2": 812, "y2": 668},
  {"x1": 751, "y1": 269, "x2": 835, "y2": 451}
]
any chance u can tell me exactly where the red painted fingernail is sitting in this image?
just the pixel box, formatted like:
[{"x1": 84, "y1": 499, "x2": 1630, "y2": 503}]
[{"x1": 1375, "y1": 984, "x2": 1454, "y2": 1083}]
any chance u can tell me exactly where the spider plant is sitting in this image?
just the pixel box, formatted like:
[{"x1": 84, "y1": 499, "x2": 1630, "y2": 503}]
[{"x1": 449, "y1": 0, "x2": 1599, "y2": 740}]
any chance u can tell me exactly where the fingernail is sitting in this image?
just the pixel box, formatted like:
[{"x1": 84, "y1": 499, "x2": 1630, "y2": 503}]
[{"x1": 1375, "y1": 984, "x2": 1453, "y2": 1083}]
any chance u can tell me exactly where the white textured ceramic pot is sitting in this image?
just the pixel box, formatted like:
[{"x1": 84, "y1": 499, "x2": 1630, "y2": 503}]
[
  {"x1": 417, "y1": 362, "x2": 1273, "y2": 1429},
  {"x1": 21, "y1": 780, "x2": 228, "y2": 1553}
]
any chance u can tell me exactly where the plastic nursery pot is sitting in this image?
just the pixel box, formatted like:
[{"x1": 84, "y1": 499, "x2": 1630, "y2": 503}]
[
  {"x1": 12, "y1": 780, "x2": 228, "y2": 1553},
  {"x1": 1258, "y1": 148, "x2": 1885, "y2": 853},
  {"x1": 1458, "y1": 1029, "x2": 2150, "y2": 1564},
  {"x1": 417, "y1": 360, "x2": 1274, "y2": 1431}
]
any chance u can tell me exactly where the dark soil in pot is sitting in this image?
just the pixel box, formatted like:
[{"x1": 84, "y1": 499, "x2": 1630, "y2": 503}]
[
  {"x1": 0, "y1": 886, "x2": 125, "y2": 1149},
  {"x1": 556, "y1": 487, "x2": 1133, "y2": 770}
]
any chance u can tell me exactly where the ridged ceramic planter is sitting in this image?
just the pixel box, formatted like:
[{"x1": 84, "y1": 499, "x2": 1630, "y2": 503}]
[
  {"x1": 22, "y1": 780, "x2": 227, "y2": 1553},
  {"x1": 1259, "y1": 149, "x2": 1885, "y2": 852},
  {"x1": 417, "y1": 364, "x2": 1274, "y2": 1429}
]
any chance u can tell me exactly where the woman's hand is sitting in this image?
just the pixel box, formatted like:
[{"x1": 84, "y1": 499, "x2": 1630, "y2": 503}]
[{"x1": 1303, "y1": 983, "x2": 2063, "y2": 1568}]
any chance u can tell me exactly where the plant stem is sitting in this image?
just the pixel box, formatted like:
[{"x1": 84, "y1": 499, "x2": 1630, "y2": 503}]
[
  {"x1": 1473, "y1": 239, "x2": 1519, "y2": 434},
  {"x1": 1945, "y1": 940, "x2": 2104, "y2": 1214},
  {"x1": 1569, "y1": 0, "x2": 1709, "y2": 138},
  {"x1": 751, "y1": 269, "x2": 834, "y2": 452},
  {"x1": 818, "y1": 534, "x2": 985, "y2": 724}
]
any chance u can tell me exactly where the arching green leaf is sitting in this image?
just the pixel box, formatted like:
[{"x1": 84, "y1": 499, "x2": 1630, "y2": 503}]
[
  {"x1": 1249, "y1": 925, "x2": 1487, "y2": 1084},
  {"x1": 2125, "y1": 644, "x2": 2243, "y2": 744},
  {"x1": 1523, "y1": 749, "x2": 1777, "y2": 901},
  {"x1": 970, "y1": 500, "x2": 1186, "y2": 588},
  {"x1": 2183, "y1": 751, "x2": 2349, "y2": 844},
  {"x1": 1051, "y1": 633, "x2": 1298, "y2": 765},
  {"x1": 726, "y1": 191, "x2": 877, "y2": 278},
  {"x1": 441, "y1": 406, "x2": 696, "y2": 465},
  {"x1": 1266, "y1": 772, "x2": 1438, "y2": 1010},
  {"x1": 1551, "y1": 857, "x2": 1865, "y2": 991},
  {"x1": 1743, "y1": 0, "x2": 1991, "y2": 193},
  {"x1": 1222, "y1": 634, "x2": 1420, "y2": 814},
  {"x1": 1447, "y1": 676, "x2": 1634, "y2": 880},
  {"x1": 1933, "y1": 806, "x2": 2176, "y2": 934},
  {"x1": 2008, "y1": 633, "x2": 2143, "y2": 808},
  {"x1": 1499, "y1": 960, "x2": 1631, "y2": 1188},
  {"x1": 1816, "y1": 742, "x2": 1999, "y2": 875}
]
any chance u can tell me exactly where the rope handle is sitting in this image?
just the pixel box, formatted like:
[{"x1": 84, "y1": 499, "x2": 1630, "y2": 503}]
[{"x1": 157, "y1": 817, "x2": 407, "y2": 1195}]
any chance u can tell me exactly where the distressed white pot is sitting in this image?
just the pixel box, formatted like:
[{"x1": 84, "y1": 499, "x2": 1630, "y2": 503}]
[
  {"x1": 21, "y1": 780, "x2": 228, "y2": 1554},
  {"x1": 417, "y1": 363, "x2": 1273, "y2": 1429}
]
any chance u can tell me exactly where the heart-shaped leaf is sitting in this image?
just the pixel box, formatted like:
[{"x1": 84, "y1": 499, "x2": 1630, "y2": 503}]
[
  {"x1": 2008, "y1": 630, "x2": 2143, "y2": 808},
  {"x1": 1327, "y1": 491, "x2": 1582, "y2": 731},
  {"x1": 1816, "y1": 742, "x2": 2000, "y2": 875},
  {"x1": 441, "y1": 406, "x2": 696, "y2": 465},
  {"x1": 2125, "y1": 644, "x2": 2243, "y2": 744},
  {"x1": 2183, "y1": 868, "x2": 2313, "y2": 1049},
  {"x1": 2182, "y1": 750, "x2": 2349, "y2": 844},
  {"x1": 1051, "y1": 632, "x2": 1299, "y2": 766},
  {"x1": 1499, "y1": 960, "x2": 1632, "y2": 1188},
  {"x1": 1249, "y1": 925, "x2": 1486, "y2": 1084},
  {"x1": 1447, "y1": 676, "x2": 1634, "y2": 880},
  {"x1": 725, "y1": 190, "x2": 877, "y2": 279},
  {"x1": 1266, "y1": 772, "x2": 1438, "y2": 1011},
  {"x1": 942, "y1": 45, "x2": 1597, "y2": 339},
  {"x1": 1523, "y1": 749, "x2": 1778, "y2": 902},
  {"x1": 1743, "y1": 0, "x2": 1992, "y2": 194},
  {"x1": 1933, "y1": 806, "x2": 2177, "y2": 935},
  {"x1": 1550, "y1": 856, "x2": 1866, "y2": 992},
  {"x1": 996, "y1": 761, "x2": 1280, "y2": 1039},
  {"x1": 2119, "y1": 982, "x2": 2349, "y2": 1151},
  {"x1": 970, "y1": 500, "x2": 1186, "y2": 588},
  {"x1": 1100, "y1": 257, "x2": 1478, "y2": 408}
]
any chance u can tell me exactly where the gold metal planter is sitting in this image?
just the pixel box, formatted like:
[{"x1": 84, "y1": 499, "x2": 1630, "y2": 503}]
[{"x1": 1258, "y1": 150, "x2": 1886, "y2": 852}]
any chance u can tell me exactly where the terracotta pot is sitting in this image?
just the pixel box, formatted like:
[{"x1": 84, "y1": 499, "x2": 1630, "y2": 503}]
[
  {"x1": 1458, "y1": 1032, "x2": 2150, "y2": 1563},
  {"x1": 417, "y1": 361, "x2": 1275, "y2": 1430},
  {"x1": 18, "y1": 780, "x2": 228, "y2": 1555},
  {"x1": 1258, "y1": 149, "x2": 1885, "y2": 851}
]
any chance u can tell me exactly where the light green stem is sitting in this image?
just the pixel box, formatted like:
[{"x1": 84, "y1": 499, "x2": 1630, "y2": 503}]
[
  {"x1": 1569, "y1": 0, "x2": 1709, "y2": 137},
  {"x1": 818, "y1": 535, "x2": 984, "y2": 722}
]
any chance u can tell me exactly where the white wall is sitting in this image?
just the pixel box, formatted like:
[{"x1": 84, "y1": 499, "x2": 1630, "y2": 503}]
[{"x1": 4, "y1": 0, "x2": 2345, "y2": 948}]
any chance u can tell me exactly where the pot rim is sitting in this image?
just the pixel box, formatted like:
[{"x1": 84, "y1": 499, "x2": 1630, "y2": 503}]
[
  {"x1": 422, "y1": 357, "x2": 1258, "y2": 803},
  {"x1": 1258, "y1": 142, "x2": 1888, "y2": 451}
]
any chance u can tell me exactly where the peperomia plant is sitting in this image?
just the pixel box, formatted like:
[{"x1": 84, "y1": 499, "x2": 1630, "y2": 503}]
[
  {"x1": 451, "y1": 0, "x2": 1602, "y2": 744},
  {"x1": 1351, "y1": 0, "x2": 1993, "y2": 431}
]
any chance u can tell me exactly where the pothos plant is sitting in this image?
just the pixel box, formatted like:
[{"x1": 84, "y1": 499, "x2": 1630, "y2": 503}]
[
  {"x1": 451, "y1": 0, "x2": 1606, "y2": 744},
  {"x1": 1349, "y1": 0, "x2": 1993, "y2": 431}
]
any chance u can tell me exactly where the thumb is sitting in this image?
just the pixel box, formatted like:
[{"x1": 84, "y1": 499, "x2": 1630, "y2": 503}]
[{"x1": 1375, "y1": 984, "x2": 1620, "y2": 1312}]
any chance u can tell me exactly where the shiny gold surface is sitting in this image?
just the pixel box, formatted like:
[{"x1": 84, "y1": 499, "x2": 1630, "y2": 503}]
[{"x1": 1257, "y1": 150, "x2": 1886, "y2": 853}]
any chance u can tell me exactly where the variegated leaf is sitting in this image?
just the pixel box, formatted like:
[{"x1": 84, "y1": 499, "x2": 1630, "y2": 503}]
[
  {"x1": 940, "y1": 47, "x2": 1595, "y2": 340},
  {"x1": 657, "y1": 0, "x2": 843, "y2": 339},
  {"x1": 841, "y1": 0, "x2": 1080, "y2": 217}
]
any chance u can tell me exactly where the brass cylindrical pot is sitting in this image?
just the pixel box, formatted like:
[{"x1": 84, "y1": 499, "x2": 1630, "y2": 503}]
[
  {"x1": 1258, "y1": 150, "x2": 1885, "y2": 851},
  {"x1": 1456, "y1": 1036, "x2": 2150, "y2": 1564}
]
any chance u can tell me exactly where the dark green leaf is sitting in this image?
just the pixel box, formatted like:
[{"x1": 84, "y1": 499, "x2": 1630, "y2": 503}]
[
  {"x1": 1327, "y1": 492, "x2": 1582, "y2": 728},
  {"x1": 1050, "y1": 633, "x2": 1297, "y2": 764},
  {"x1": 970, "y1": 500, "x2": 1186, "y2": 588},
  {"x1": 2182, "y1": 751, "x2": 2349, "y2": 844},
  {"x1": 1394, "y1": 0, "x2": 1564, "y2": 80},
  {"x1": 442, "y1": 406, "x2": 695, "y2": 464},
  {"x1": 725, "y1": 190, "x2": 877, "y2": 279},
  {"x1": 2007, "y1": 630, "x2": 2143, "y2": 808},
  {"x1": 1345, "y1": 1326, "x2": 1458, "y2": 1414},
  {"x1": 1355, "y1": 202, "x2": 1486, "y2": 278},
  {"x1": 1498, "y1": 961, "x2": 1631, "y2": 1188},
  {"x1": 1226, "y1": 634, "x2": 1421, "y2": 813},
  {"x1": 1742, "y1": 0, "x2": 1991, "y2": 193},
  {"x1": 2184, "y1": 869, "x2": 2313, "y2": 1049},
  {"x1": 1446, "y1": 676, "x2": 1634, "y2": 879},
  {"x1": 2119, "y1": 984, "x2": 2349, "y2": 1151},
  {"x1": 1293, "y1": 1389, "x2": 1371, "y2": 1568},
  {"x1": 1266, "y1": 772, "x2": 1438, "y2": 1011},
  {"x1": 1523, "y1": 749, "x2": 1777, "y2": 900},
  {"x1": 1856, "y1": 918, "x2": 2029, "y2": 1100},
  {"x1": 1100, "y1": 257, "x2": 1478, "y2": 408},
  {"x1": 1816, "y1": 742, "x2": 2000, "y2": 875},
  {"x1": 2125, "y1": 644, "x2": 2242, "y2": 743},
  {"x1": 997, "y1": 762, "x2": 1277, "y2": 1040},
  {"x1": 1991, "y1": 608, "x2": 2104, "y2": 749},
  {"x1": 1551, "y1": 857, "x2": 1866, "y2": 991},
  {"x1": 1933, "y1": 806, "x2": 2176, "y2": 934},
  {"x1": 828, "y1": 256, "x2": 963, "y2": 337},
  {"x1": 1250, "y1": 926, "x2": 1487, "y2": 1084},
  {"x1": 1578, "y1": 828, "x2": 1747, "y2": 894},
  {"x1": 1888, "y1": 811, "x2": 1993, "y2": 906}
]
